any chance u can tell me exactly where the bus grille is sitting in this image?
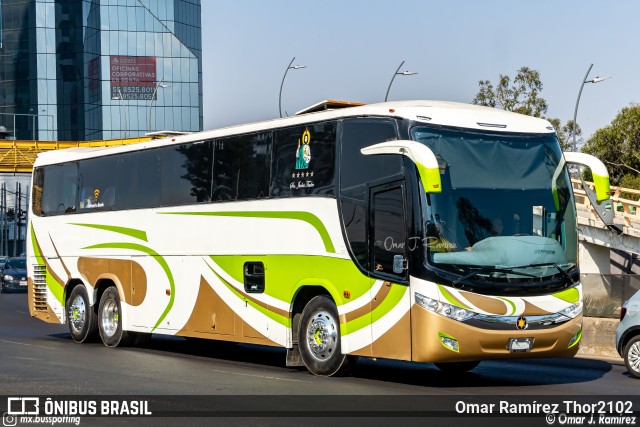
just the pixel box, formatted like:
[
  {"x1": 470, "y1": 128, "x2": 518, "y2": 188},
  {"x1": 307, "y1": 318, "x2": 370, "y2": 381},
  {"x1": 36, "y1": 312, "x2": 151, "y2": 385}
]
[{"x1": 32, "y1": 265, "x2": 48, "y2": 311}]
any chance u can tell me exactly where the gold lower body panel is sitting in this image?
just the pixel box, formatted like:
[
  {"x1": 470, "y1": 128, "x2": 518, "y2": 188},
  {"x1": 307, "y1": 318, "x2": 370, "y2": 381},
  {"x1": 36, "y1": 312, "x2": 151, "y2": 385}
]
[{"x1": 411, "y1": 305, "x2": 581, "y2": 363}]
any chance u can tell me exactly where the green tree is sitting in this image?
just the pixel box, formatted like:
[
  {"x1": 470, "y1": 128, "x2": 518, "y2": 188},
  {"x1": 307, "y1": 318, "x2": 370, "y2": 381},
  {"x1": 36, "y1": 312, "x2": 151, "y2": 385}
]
[
  {"x1": 472, "y1": 66, "x2": 548, "y2": 117},
  {"x1": 472, "y1": 66, "x2": 581, "y2": 151},
  {"x1": 582, "y1": 104, "x2": 640, "y2": 188},
  {"x1": 548, "y1": 118, "x2": 582, "y2": 151}
]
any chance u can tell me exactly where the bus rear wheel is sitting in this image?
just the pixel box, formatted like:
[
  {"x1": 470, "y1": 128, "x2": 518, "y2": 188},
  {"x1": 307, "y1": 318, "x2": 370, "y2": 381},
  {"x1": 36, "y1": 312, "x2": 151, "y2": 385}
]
[
  {"x1": 66, "y1": 285, "x2": 98, "y2": 343},
  {"x1": 298, "y1": 295, "x2": 349, "y2": 376},
  {"x1": 98, "y1": 286, "x2": 131, "y2": 347}
]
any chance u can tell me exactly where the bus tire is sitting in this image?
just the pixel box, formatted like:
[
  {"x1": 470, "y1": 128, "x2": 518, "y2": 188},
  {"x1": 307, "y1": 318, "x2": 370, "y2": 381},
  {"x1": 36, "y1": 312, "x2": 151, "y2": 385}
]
[
  {"x1": 98, "y1": 286, "x2": 131, "y2": 347},
  {"x1": 66, "y1": 285, "x2": 98, "y2": 343},
  {"x1": 434, "y1": 360, "x2": 480, "y2": 373},
  {"x1": 298, "y1": 295, "x2": 349, "y2": 376}
]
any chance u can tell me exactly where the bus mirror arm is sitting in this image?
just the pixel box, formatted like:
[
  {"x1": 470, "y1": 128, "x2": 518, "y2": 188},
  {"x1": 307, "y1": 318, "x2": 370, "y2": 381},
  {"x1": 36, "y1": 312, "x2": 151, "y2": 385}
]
[
  {"x1": 563, "y1": 152, "x2": 620, "y2": 232},
  {"x1": 361, "y1": 140, "x2": 442, "y2": 193}
]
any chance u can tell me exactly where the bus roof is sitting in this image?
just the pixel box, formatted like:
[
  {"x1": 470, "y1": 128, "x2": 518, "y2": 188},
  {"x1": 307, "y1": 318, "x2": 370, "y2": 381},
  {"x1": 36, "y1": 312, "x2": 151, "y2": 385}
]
[{"x1": 33, "y1": 100, "x2": 555, "y2": 167}]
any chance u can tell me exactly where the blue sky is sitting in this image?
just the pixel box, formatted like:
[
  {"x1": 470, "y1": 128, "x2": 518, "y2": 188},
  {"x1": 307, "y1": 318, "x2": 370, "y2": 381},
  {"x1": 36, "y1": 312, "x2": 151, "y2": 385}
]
[{"x1": 201, "y1": 1, "x2": 638, "y2": 142}]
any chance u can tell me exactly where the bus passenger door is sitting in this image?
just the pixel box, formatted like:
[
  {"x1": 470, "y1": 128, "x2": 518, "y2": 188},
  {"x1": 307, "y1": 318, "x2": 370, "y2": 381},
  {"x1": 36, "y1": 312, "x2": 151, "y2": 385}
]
[{"x1": 368, "y1": 181, "x2": 412, "y2": 361}]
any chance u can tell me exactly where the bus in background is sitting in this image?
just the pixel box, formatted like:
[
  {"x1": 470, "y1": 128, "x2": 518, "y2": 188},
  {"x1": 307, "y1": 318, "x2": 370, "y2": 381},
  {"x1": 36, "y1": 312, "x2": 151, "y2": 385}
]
[{"x1": 27, "y1": 100, "x2": 613, "y2": 376}]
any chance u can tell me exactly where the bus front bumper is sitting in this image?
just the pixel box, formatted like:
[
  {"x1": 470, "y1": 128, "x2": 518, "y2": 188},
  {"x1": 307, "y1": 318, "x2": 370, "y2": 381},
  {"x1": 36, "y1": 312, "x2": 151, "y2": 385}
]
[{"x1": 411, "y1": 305, "x2": 582, "y2": 363}]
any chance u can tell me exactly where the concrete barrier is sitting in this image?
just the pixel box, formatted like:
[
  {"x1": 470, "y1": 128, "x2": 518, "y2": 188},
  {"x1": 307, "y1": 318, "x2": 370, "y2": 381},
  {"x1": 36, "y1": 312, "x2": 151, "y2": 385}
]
[{"x1": 578, "y1": 316, "x2": 622, "y2": 359}]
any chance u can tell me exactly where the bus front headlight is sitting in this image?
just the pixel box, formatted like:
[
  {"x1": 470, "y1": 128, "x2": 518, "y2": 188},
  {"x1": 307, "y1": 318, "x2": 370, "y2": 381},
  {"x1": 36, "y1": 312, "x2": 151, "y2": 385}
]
[
  {"x1": 559, "y1": 302, "x2": 583, "y2": 319},
  {"x1": 415, "y1": 292, "x2": 476, "y2": 322}
]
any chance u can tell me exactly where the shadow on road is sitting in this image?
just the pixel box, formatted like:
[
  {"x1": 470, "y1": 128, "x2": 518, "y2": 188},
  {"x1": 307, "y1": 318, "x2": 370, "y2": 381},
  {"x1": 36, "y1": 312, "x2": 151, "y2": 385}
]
[
  {"x1": 350, "y1": 356, "x2": 612, "y2": 388},
  {"x1": 47, "y1": 332, "x2": 613, "y2": 388}
]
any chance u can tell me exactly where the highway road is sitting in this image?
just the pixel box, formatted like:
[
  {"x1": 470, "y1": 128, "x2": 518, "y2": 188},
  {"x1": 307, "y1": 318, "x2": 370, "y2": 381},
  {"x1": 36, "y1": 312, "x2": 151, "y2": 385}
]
[{"x1": 0, "y1": 291, "x2": 638, "y2": 426}]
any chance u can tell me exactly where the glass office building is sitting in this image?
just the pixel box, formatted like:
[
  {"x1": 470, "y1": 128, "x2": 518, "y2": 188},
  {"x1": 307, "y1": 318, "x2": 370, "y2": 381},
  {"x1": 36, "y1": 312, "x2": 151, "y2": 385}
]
[{"x1": 0, "y1": 0, "x2": 202, "y2": 141}]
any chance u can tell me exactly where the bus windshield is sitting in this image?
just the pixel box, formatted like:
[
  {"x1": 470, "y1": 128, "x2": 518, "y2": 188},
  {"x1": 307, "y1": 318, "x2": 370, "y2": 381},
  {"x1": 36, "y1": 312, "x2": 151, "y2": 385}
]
[{"x1": 411, "y1": 125, "x2": 577, "y2": 287}]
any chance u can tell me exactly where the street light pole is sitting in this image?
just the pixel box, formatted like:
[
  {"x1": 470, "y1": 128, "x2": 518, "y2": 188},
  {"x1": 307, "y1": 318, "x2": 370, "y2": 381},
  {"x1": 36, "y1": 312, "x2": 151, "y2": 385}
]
[
  {"x1": 148, "y1": 77, "x2": 171, "y2": 132},
  {"x1": 385, "y1": 60, "x2": 417, "y2": 102},
  {"x1": 572, "y1": 64, "x2": 611, "y2": 151},
  {"x1": 279, "y1": 57, "x2": 306, "y2": 118}
]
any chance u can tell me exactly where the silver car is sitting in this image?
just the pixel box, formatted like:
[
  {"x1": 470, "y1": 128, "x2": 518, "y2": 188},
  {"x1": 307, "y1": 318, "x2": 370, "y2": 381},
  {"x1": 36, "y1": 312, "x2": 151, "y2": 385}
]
[{"x1": 616, "y1": 290, "x2": 640, "y2": 379}]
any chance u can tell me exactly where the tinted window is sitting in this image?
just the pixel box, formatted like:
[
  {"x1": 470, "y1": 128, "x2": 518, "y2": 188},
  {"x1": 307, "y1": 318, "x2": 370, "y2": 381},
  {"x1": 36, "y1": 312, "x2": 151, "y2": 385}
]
[
  {"x1": 271, "y1": 121, "x2": 336, "y2": 197},
  {"x1": 339, "y1": 119, "x2": 401, "y2": 269},
  {"x1": 116, "y1": 150, "x2": 161, "y2": 210},
  {"x1": 340, "y1": 119, "x2": 401, "y2": 191},
  {"x1": 213, "y1": 132, "x2": 271, "y2": 201},
  {"x1": 40, "y1": 163, "x2": 78, "y2": 216},
  {"x1": 32, "y1": 168, "x2": 44, "y2": 216},
  {"x1": 341, "y1": 198, "x2": 368, "y2": 269},
  {"x1": 371, "y1": 185, "x2": 407, "y2": 279},
  {"x1": 79, "y1": 156, "x2": 117, "y2": 211},
  {"x1": 162, "y1": 141, "x2": 213, "y2": 205}
]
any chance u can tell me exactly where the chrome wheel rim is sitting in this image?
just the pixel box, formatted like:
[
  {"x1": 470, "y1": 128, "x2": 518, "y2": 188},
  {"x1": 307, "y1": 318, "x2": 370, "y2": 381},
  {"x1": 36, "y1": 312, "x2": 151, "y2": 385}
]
[
  {"x1": 629, "y1": 341, "x2": 640, "y2": 373},
  {"x1": 101, "y1": 299, "x2": 119, "y2": 338},
  {"x1": 68, "y1": 295, "x2": 86, "y2": 334},
  {"x1": 306, "y1": 310, "x2": 338, "y2": 361}
]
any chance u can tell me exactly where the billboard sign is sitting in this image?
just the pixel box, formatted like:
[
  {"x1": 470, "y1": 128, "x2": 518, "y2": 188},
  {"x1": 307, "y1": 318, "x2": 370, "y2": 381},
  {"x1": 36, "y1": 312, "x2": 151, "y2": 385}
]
[{"x1": 110, "y1": 56, "x2": 157, "y2": 100}]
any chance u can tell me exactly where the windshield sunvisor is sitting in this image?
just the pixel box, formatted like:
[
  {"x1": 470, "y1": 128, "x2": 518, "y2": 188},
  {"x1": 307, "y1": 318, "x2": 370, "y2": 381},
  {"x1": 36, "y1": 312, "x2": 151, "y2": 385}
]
[{"x1": 432, "y1": 236, "x2": 568, "y2": 268}]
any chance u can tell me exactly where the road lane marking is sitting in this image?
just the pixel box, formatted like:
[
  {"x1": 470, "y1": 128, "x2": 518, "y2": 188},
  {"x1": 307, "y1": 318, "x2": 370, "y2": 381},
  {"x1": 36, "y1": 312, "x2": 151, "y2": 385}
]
[
  {"x1": 1, "y1": 339, "x2": 57, "y2": 350},
  {"x1": 209, "y1": 369, "x2": 313, "y2": 383}
]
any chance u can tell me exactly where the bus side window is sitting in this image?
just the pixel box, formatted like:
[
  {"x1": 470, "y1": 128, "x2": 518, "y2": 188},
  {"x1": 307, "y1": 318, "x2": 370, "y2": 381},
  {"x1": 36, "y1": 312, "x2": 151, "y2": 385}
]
[
  {"x1": 270, "y1": 121, "x2": 336, "y2": 198},
  {"x1": 40, "y1": 162, "x2": 78, "y2": 216},
  {"x1": 339, "y1": 118, "x2": 401, "y2": 271},
  {"x1": 339, "y1": 119, "x2": 401, "y2": 191},
  {"x1": 78, "y1": 156, "x2": 116, "y2": 211},
  {"x1": 213, "y1": 132, "x2": 271, "y2": 201}
]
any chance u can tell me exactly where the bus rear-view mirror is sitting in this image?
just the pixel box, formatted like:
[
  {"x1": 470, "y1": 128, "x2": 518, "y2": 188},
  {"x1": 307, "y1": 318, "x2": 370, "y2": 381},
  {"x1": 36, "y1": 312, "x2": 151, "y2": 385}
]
[{"x1": 361, "y1": 140, "x2": 442, "y2": 193}]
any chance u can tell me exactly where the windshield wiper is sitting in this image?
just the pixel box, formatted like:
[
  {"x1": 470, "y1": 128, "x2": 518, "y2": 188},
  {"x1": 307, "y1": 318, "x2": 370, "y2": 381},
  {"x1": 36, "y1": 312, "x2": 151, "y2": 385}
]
[
  {"x1": 510, "y1": 262, "x2": 577, "y2": 285},
  {"x1": 452, "y1": 266, "x2": 539, "y2": 288}
]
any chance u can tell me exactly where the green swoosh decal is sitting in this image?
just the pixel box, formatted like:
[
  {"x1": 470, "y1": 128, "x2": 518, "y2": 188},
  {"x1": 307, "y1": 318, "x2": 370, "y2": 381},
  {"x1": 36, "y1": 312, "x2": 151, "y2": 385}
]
[
  {"x1": 437, "y1": 284, "x2": 472, "y2": 310},
  {"x1": 553, "y1": 287, "x2": 580, "y2": 304},
  {"x1": 160, "y1": 211, "x2": 335, "y2": 253},
  {"x1": 71, "y1": 223, "x2": 148, "y2": 242},
  {"x1": 82, "y1": 242, "x2": 173, "y2": 331},
  {"x1": 496, "y1": 297, "x2": 517, "y2": 316},
  {"x1": 30, "y1": 224, "x2": 64, "y2": 304},
  {"x1": 205, "y1": 262, "x2": 288, "y2": 327}
]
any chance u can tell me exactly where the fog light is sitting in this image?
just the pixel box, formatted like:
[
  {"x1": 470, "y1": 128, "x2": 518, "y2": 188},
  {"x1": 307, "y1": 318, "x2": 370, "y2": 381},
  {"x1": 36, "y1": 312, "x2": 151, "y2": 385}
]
[
  {"x1": 568, "y1": 329, "x2": 582, "y2": 349},
  {"x1": 439, "y1": 332, "x2": 459, "y2": 352}
]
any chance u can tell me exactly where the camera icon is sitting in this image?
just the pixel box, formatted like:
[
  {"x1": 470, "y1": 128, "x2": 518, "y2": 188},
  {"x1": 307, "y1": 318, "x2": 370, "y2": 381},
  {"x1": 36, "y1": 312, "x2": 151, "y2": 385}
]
[{"x1": 2, "y1": 412, "x2": 17, "y2": 427}]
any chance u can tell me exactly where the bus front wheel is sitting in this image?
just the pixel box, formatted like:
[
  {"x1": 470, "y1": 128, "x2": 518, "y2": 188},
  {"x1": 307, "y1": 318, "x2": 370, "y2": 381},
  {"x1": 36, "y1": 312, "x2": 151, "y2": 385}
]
[
  {"x1": 298, "y1": 295, "x2": 349, "y2": 376},
  {"x1": 66, "y1": 285, "x2": 98, "y2": 343},
  {"x1": 98, "y1": 286, "x2": 131, "y2": 347}
]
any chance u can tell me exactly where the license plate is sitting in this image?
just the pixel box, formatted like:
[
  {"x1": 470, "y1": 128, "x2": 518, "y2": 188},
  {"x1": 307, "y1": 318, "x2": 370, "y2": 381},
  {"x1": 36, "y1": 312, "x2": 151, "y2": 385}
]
[
  {"x1": 19, "y1": 281, "x2": 27, "y2": 286},
  {"x1": 508, "y1": 338, "x2": 533, "y2": 352}
]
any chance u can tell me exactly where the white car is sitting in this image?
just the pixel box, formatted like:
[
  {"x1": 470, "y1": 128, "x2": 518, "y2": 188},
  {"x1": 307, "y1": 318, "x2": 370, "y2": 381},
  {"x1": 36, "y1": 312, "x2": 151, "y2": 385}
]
[{"x1": 616, "y1": 290, "x2": 640, "y2": 379}]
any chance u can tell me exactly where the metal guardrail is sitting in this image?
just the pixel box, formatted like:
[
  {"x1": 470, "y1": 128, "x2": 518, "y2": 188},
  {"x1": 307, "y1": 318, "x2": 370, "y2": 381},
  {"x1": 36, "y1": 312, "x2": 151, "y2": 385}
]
[{"x1": 572, "y1": 178, "x2": 640, "y2": 229}]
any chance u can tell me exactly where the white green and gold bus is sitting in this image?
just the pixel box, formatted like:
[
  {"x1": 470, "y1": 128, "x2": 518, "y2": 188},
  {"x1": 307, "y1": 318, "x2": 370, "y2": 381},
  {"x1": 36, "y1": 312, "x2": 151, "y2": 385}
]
[{"x1": 27, "y1": 100, "x2": 613, "y2": 376}]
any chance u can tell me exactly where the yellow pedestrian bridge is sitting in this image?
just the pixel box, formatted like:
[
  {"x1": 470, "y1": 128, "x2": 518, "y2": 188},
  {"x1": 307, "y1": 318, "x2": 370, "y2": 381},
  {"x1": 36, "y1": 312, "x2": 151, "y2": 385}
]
[{"x1": 0, "y1": 137, "x2": 153, "y2": 173}]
